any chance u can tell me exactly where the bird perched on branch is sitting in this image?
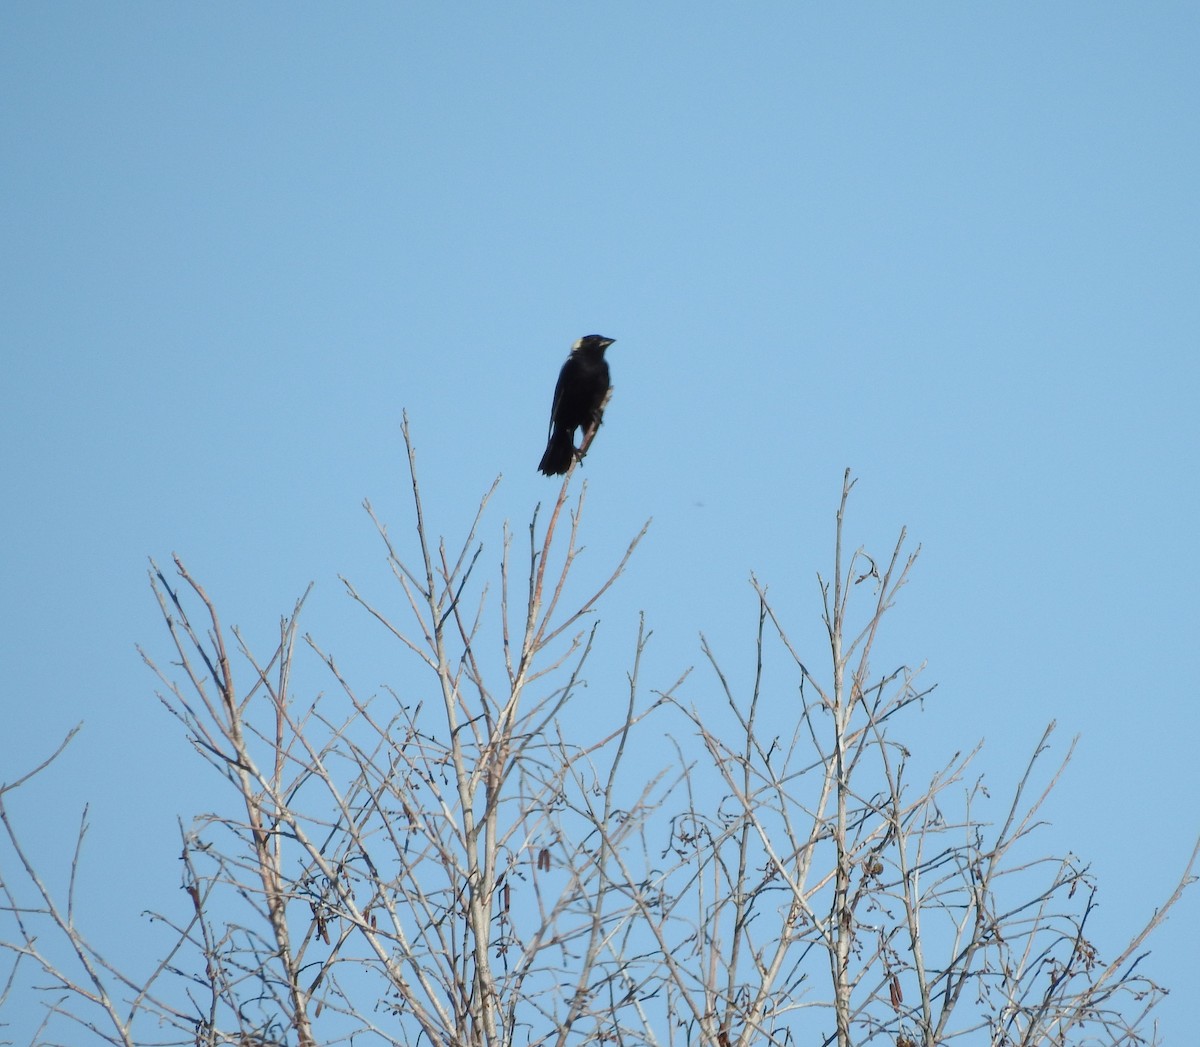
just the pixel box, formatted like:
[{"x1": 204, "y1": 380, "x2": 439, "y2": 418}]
[{"x1": 537, "y1": 335, "x2": 615, "y2": 476}]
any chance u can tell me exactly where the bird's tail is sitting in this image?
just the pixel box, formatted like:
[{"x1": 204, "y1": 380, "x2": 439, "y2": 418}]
[{"x1": 538, "y1": 427, "x2": 576, "y2": 475}]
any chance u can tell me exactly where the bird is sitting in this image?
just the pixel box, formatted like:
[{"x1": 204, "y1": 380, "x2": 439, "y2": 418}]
[{"x1": 537, "y1": 335, "x2": 615, "y2": 475}]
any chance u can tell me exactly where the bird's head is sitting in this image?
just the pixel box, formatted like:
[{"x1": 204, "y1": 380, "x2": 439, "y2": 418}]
[{"x1": 572, "y1": 334, "x2": 616, "y2": 352}]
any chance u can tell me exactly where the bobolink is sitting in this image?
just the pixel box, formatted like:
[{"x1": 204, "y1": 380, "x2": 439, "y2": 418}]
[{"x1": 537, "y1": 335, "x2": 615, "y2": 475}]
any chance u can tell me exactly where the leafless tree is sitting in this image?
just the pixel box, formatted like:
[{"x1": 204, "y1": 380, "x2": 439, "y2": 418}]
[
  {"x1": 1, "y1": 439, "x2": 1194, "y2": 1047},
  {"x1": 636, "y1": 471, "x2": 1198, "y2": 1047}
]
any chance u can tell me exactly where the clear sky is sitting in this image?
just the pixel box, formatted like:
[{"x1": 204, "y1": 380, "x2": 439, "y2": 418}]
[{"x1": 2, "y1": 3, "x2": 1197, "y2": 1042}]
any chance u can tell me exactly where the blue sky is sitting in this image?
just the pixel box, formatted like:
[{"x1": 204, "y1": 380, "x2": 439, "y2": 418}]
[{"x1": 2, "y1": 3, "x2": 1197, "y2": 1041}]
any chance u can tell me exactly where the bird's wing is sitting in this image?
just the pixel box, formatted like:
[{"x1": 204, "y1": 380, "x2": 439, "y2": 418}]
[{"x1": 546, "y1": 360, "x2": 570, "y2": 439}]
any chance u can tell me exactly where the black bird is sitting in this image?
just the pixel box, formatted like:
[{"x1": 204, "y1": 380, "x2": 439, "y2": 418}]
[{"x1": 537, "y1": 335, "x2": 615, "y2": 475}]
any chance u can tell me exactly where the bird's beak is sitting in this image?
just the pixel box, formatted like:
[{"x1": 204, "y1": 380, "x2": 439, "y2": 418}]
[{"x1": 602, "y1": 337, "x2": 616, "y2": 348}]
